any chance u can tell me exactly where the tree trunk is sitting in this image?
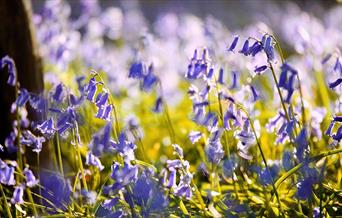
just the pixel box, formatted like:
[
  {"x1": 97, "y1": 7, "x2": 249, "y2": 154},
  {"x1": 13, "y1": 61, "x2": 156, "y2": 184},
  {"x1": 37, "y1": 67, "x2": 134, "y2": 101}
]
[{"x1": 0, "y1": 0, "x2": 49, "y2": 167}]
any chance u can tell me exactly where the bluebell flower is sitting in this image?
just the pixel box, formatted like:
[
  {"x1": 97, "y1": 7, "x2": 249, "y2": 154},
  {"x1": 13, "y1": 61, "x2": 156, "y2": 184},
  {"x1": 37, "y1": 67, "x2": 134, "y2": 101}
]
[
  {"x1": 40, "y1": 172, "x2": 71, "y2": 209},
  {"x1": 0, "y1": 160, "x2": 16, "y2": 186},
  {"x1": 248, "y1": 41, "x2": 263, "y2": 56},
  {"x1": 110, "y1": 132, "x2": 136, "y2": 160},
  {"x1": 237, "y1": 119, "x2": 255, "y2": 160},
  {"x1": 16, "y1": 88, "x2": 30, "y2": 107},
  {"x1": 250, "y1": 85, "x2": 259, "y2": 102},
  {"x1": 282, "y1": 151, "x2": 294, "y2": 171},
  {"x1": 328, "y1": 78, "x2": 342, "y2": 89},
  {"x1": 56, "y1": 107, "x2": 77, "y2": 135},
  {"x1": 297, "y1": 178, "x2": 313, "y2": 200},
  {"x1": 166, "y1": 159, "x2": 185, "y2": 170},
  {"x1": 95, "y1": 92, "x2": 109, "y2": 108},
  {"x1": 217, "y1": 68, "x2": 224, "y2": 84},
  {"x1": 188, "y1": 131, "x2": 203, "y2": 144},
  {"x1": 262, "y1": 36, "x2": 274, "y2": 61},
  {"x1": 166, "y1": 169, "x2": 176, "y2": 188},
  {"x1": 102, "y1": 197, "x2": 119, "y2": 210},
  {"x1": 229, "y1": 71, "x2": 238, "y2": 90},
  {"x1": 334, "y1": 57, "x2": 342, "y2": 73},
  {"x1": 52, "y1": 83, "x2": 64, "y2": 103},
  {"x1": 23, "y1": 167, "x2": 38, "y2": 187},
  {"x1": 142, "y1": 64, "x2": 158, "y2": 92},
  {"x1": 332, "y1": 126, "x2": 342, "y2": 141},
  {"x1": 21, "y1": 130, "x2": 46, "y2": 153},
  {"x1": 254, "y1": 65, "x2": 268, "y2": 74},
  {"x1": 37, "y1": 118, "x2": 55, "y2": 138},
  {"x1": 11, "y1": 185, "x2": 24, "y2": 204},
  {"x1": 321, "y1": 53, "x2": 332, "y2": 64},
  {"x1": 152, "y1": 96, "x2": 163, "y2": 113},
  {"x1": 89, "y1": 122, "x2": 112, "y2": 156},
  {"x1": 70, "y1": 94, "x2": 83, "y2": 106},
  {"x1": 295, "y1": 128, "x2": 308, "y2": 162},
  {"x1": 239, "y1": 39, "x2": 249, "y2": 56},
  {"x1": 1, "y1": 55, "x2": 17, "y2": 86},
  {"x1": 258, "y1": 163, "x2": 279, "y2": 186},
  {"x1": 86, "y1": 77, "x2": 97, "y2": 102},
  {"x1": 29, "y1": 94, "x2": 46, "y2": 112},
  {"x1": 174, "y1": 173, "x2": 192, "y2": 199},
  {"x1": 223, "y1": 155, "x2": 237, "y2": 178},
  {"x1": 109, "y1": 161, "x2": 138, "y2": 191},
  {"x1": 206, "y1": 128, "x2": 224, "y2": 164},
  {"x1": 96, "y1": 104, "x2": 112, "y2": 121},
  {"x1": 4, "y1": 131, "x2": 17, "y2": 153},
  {"x1": 86, "y1": 151, "x2": 104, "y2": 171},
  {"x1": 227, "y1": 35, "x2": 239, "y2": 52},
  {"x1": 129, "y1": 62, "x2": 144, "y2": 79}
]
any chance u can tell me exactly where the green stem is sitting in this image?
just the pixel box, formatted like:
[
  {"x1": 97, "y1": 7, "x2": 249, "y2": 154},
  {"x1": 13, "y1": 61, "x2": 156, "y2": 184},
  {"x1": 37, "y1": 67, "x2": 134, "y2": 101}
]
[
  {"x1": 56, "y1": 134, "x2": 64, "y2": 176},
  {"x1": 0, "y1": 183, "x2": 13, "y2": 218}
]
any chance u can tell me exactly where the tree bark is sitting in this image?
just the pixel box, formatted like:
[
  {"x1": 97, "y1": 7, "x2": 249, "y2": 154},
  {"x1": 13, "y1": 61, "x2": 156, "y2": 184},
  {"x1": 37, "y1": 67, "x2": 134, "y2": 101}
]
[{"x1": 0, "y1": 0, "x2": 47, "y2": 166}]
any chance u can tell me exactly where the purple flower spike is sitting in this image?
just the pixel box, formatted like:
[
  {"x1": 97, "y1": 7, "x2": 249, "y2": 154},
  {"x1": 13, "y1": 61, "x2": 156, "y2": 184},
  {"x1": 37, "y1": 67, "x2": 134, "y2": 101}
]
[
  {"x1": 1, "y1": 55, "x2": 17, "y2": 86},
  {"x1": 11, "y1": 185, "x2": 24, "y2": 204},
  {"x1": 228, "y1": 35, "x2": 239, "y2": 52}
]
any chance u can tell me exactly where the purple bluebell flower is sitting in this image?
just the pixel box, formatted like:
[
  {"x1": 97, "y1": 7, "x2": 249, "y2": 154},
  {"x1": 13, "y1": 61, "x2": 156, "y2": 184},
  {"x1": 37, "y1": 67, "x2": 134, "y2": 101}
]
[
  {"x1": 248, "y1": 41, "x2": 263, "y2": 56},
  {"x1": 229, "y1": 71, "x2": 238, "y2": 90},
  {"x1": 262, "y1": 36, "x2": 274, "y2": 61},
  {"x1": 16, "y1": 88, "x2": 30, "y2": 107},
  {"x1": 89, "y1": 122, "x2": 112, "y2": 156},
  {"x1": 102, "y1": 197, "x2": 119, "y2": 210},
  {"x1": 237, "y1": 120, "x2": 255, "y2": 160},
  {"x1": 239, "y1": 39, "x2": 249, "y2": 56},
  {"x1": 206, "y1": 128, "x2": 224, "y2": 164},
  {"x1": 0, "y1": 160, "x2": 16, "y2": 186},
  {"x1": 4, "y1": 131, "x2": 17, "y2": 153},
  {"x1": 86, "y1": 77, "x2": 97, "y2": 102},
  {"x1": 110, "y1": 132, "x2": 136, "y2": 160},
  {"x1": 152, "y1": 96, "x2": 163, "y2": 113},
  {"x1": 250, "y1": 85, "x2": 259, "y2": 102},
  {"x1": 282, "y1": 150, "x2": 294, "y2": 171},
  {"x1": 56, "y1": 107, "x2": 77, "y2": 135},
  {"x1": 95, "y1": 92, "x2": 109, "y2": 108},
  {"x1": 334, "y1": 57, "x2": 342, "y2": 73},
  {"x1": 174, "y1": 173, "x2": 192, "y2": 199},
  {"x1": 295, "y1": 128, "x2": 308, "y2": 161},
  {"x1": 21, "y1": 130, "x2": 46, "y2": 153},
  {"x1": 129, "y1": 62, "x2": 144, "y2": 79},
  {"x1": 70, "y1": 94, "x2": 83, "y2": 106},
  {"x1": 1, "y1": 55, "x2": 17, "y2": 86},
  {"x1": 223, "y1": 155, "x2": 237, "y2": 178},
  {"x1": 23, "y1": 167, "x2": 38, "y2": 187},
  {"x1": 11, "y1": 185, "x2": 24, "y2": 204},
  {"x1": 254, "y1": 65, "x2": 268, "y2": 74},
  {"x1": 109, "y1": 161, "x2": 138, "y2": 190},
  {"x1": 142, "y1": 64, "x2": 158, "y2": 92},
  {"x1": 37, "y1": 118, "x2": 55, "y2": 138},
  {"x1": 217, "y1": 68, "x2": 224, "y2": 84},
  {"x1": 297, "y1": 178, "x2": 313, "y2": 200},
  {"x1": 86, "y1": 151, "x2": 104, "y2": 171},
  {"x1": 328, "y1": 78, "x2": 342, "y2": 89},
  {"x1": 29, "y1": 94, "x2": 46, "y2": 112},
  {"x1": 52, "y1": 83, "x2": 64, "y2": 103},
  {"x1": 166, "y1": 169, "x2": 176, "y2": 188},
  {"x1": 40, "y1": 171, "x2": 71, "y2": 209},
  {"x1": 188, "y1": 131, "x2": 203, "y2": 144},
  {"x1": 166, "y1": 159, "x2": 186, "y2": 170},
  {"x1": 227, "y1": 35, "x2": 239, "y2": 52},
  {"x1": 321, "y1": 53, "x2": 332, "y2": 64}
]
